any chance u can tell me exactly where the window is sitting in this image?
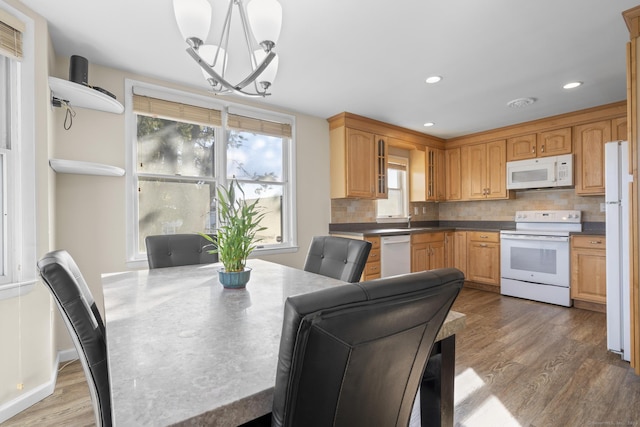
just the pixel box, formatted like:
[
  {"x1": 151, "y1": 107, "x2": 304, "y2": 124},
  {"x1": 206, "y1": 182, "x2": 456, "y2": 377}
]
[
  {"x1": 0, "y1": 7, "x2": 36, "y2": 298},
  {"x1": 126, "y1": 82, "x2": 296, "y2": 264},
  {"x1": 377, "y1": 155, "x2": 408, "y2": 220}
]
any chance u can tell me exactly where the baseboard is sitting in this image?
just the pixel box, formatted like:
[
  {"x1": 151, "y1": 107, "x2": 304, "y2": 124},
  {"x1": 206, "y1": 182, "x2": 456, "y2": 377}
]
[
  {"x1": 58, "y1": 347, "x2": 78, "y2": 362},
  {"x1": 0, "y1": 354, "x2": 59, "y2": 424}
]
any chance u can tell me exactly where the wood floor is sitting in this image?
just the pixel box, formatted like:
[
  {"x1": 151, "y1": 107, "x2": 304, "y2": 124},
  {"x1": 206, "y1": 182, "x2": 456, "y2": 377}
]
[{"x1": 4, "y1": 287, "x2": 640, "y2": 427}]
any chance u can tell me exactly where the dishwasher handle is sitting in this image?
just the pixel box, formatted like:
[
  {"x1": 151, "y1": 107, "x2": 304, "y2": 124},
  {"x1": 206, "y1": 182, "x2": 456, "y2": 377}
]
[{"x1": 381, "y1": 235, "x2": 411, "y2": 244}]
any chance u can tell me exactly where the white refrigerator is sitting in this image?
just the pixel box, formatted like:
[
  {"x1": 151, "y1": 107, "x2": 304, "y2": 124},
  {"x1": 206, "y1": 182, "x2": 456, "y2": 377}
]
[{"x1": 605, "y1": 140, "x2": 632, "y2": 361}]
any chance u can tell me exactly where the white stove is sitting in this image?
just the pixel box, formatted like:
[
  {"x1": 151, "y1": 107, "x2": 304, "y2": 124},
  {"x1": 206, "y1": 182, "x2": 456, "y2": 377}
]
[{"x1": 500, "y1": 210, "x2": 582, "y2": 307}]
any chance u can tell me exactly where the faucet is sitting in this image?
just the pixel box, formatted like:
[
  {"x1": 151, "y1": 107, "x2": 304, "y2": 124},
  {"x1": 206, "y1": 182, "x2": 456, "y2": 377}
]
[{"x1": 407, "y1": 215, "x2": 412, "y2": 229}]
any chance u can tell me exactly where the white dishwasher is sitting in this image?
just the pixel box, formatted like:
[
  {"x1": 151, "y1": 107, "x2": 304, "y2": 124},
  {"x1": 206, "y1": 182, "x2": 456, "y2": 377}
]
[{"x1": 380, "y1": 234, "x2": 411, "y2": 277}]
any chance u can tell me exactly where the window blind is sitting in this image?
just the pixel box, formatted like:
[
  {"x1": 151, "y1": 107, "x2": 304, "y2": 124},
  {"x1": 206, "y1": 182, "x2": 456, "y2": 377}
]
[
  {"x1": 0, "y1": 9, "x2": 24, "y2": 60},
  {"x1": 132, "y1": 94, "x2": 222, "y2": 127},
  {"x1": 227, "y1": 113, "x2": 292, "y2": 138}
]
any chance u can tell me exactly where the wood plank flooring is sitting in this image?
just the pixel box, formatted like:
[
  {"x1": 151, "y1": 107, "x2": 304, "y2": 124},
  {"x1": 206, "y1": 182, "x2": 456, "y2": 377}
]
[{"x1": 4, "y1": 287, "x2": 640, "y2": 427}]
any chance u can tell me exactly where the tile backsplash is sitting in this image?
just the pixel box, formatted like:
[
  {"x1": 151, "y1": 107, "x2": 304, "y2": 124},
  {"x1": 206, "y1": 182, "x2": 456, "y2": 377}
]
[{"x1": 331, "y1": 189, "x2": 604, "y2": 223}]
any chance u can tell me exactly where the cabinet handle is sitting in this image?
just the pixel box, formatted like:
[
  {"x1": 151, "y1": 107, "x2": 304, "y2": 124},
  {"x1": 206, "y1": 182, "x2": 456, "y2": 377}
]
[
  {"x1": 589, "y1": 240, "x2": 602, "y2": 245},
  {"x1": 480, "y1": 235, "x2": 488, "y2": 239},
  {"x1": 480, "y1": 243, "x2": 488, "y2": 247},
  {"x1": 541, "y1": 145, "x2": 545, "y2": 153},
  {"x1": 532, "y1": 147, "x2": 536, "y2": 154}
]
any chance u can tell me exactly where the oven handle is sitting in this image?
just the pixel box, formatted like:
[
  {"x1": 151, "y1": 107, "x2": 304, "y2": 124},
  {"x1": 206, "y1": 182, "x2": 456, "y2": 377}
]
[{"x1": 500, "y1": 234, "x2": 569, "y2": 242}]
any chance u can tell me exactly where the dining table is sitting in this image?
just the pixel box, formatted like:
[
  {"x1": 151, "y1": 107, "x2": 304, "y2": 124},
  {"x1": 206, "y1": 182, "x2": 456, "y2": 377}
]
[{"x1": 102, "y1": 259, "x2": 466, "y2": 426}]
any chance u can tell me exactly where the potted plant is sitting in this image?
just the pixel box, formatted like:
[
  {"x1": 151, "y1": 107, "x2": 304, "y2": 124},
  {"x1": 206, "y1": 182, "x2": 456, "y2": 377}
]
[{"x1": 201, "y1": 179, "x2": 267, "y2": 288}]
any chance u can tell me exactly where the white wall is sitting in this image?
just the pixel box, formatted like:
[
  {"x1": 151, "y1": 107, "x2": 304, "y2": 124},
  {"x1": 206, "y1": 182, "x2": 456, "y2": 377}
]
[{"x1": 51, "y1": 61, "x2": 332, "y2": 351}]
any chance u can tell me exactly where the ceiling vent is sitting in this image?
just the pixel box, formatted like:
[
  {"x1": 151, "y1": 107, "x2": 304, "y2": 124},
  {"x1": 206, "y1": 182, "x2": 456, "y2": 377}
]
[{"x1": 507, "y1": 97, "x2": 536, "y2": 108}]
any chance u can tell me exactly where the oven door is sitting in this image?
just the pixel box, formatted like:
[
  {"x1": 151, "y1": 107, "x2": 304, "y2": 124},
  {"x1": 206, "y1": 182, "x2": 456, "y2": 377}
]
[{"x1": 500, "y1": 233, "x2": 570, "y2": 287}]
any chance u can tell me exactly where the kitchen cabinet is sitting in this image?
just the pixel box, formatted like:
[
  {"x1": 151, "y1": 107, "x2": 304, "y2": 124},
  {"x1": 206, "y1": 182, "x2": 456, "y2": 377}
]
[
  {"x1": 466, "y1": 231, "x2": 500, "y2": 290},
  {"x1": 409, "y1": 147, "x2": 445, "y2": 202},
  {"x1": 445, "y1": 148, "x2": 462, "y2": 201},
  {"x1": 612, "y1": 117, "x2": 628, "y2": 141},
  {"x1": 427, "y1": 147, "x2": 446, "y2": 201},
  {"x1": 363, "y1": 236, "x2": 381, "y2": 281},
  {"x1": 461, "y1": 140, "x2": 508, "y2": 200},
  {"x1": 453, "y1": 231, "x2": 468, "y2": 278},
  {"x1": 411, "y1": 232, "x2": 445, "y2": 272},
  {"x1": 445, "y1": 231, "x2": 455, "y2": 269},
  {"x1": 574, "y1": 120, "x2": 612, "y2": 195},
  {"x1": 506, "y1": 128, "x2": 572, "y2": 161},
  {"x1": 329, "y1": 126, "x2": 387, "y2": 199},
  {"x1": 571, "y1": 235, "x2": 606, "y2": 311}
]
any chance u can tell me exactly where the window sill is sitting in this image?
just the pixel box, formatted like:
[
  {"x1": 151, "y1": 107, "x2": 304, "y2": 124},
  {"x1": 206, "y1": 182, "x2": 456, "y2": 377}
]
[{"x1": 0, "y1": 279, "x2": 37, "y2": 301}]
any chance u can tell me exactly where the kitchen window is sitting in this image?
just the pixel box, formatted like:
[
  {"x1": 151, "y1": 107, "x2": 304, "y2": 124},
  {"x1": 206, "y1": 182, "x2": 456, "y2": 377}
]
[
  {"x1": 126, "y1": 82, "x2": 296, "y2": 264},
  {"x1": 377, "y1": 155, "x2": 409, "y2": 221}
]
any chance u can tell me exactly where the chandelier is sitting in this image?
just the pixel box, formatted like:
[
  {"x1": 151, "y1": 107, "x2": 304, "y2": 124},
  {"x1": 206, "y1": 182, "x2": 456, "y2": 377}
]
[{"x1": 173, "y1": 0, "x2": 282, "y2": 97}]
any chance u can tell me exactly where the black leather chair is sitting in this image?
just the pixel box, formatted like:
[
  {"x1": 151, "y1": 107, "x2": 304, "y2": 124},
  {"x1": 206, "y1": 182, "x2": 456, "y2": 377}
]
[
  {"x1": 37, "y1": 250, "x2": 111, "y2": 427},
  {"x1": 303, "y1": 236, "x2": 372, "y2": 283},
  {"x1": 270, "y1": 267, "x2": 464, "y2": 427},
  {"x1": 145, "y1": 233, "x2": 218, "y2": 269}
]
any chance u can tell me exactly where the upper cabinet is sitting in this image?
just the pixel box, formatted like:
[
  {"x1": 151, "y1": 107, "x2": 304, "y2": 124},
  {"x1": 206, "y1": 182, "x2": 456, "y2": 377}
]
[
  {"x1": 445, "y1": 148, "x2": 462, "y2": 201},
  {"x1": 461, "y1": 140, "x2": 509, "y2": 200},
  {"x1": 574, "y1": 120, "x2": 612, "y2": 195},
  {"x1": 506, "y1": 128, "x2": 572, "y2": 161},
  {"x1": 330, "y1": 126, "x2": 387, "y2": 199}
]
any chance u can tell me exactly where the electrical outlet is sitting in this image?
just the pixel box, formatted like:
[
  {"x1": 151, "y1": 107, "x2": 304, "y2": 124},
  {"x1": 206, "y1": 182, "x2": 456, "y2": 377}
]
[
  {"x1": 600, "y1": 203, "x2": 606, "y2": 212},
  {"x1": 414, "y1": 206, "x2": 418, "y2": 215},
  {"x1": 16, "y1": 383, "x2": 23, "y2": 390},
  {"x1": 423, "y1": 207, "x2": 427, "y2": 214}
]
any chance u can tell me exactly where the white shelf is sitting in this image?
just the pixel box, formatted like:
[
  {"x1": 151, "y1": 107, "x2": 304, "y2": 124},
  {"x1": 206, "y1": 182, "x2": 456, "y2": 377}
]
[
  {"x1": 49, "y1": 159, "x2": 125, "y2": 177},
  {"x1": 49, "y1": 76, "x2": 124, "y2": 114}
]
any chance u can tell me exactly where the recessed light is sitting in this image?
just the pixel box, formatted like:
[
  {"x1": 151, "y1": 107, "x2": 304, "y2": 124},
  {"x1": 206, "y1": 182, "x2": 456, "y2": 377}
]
[
  {"x1": 425, "y1": 76, "x2": 442, "y2": 84},
  {"x1": 423, "y1": 122, "x2": 435, "y2": 127},
  {"x1": 563, "y1": 81, "x2": 583, "y2": 89}
]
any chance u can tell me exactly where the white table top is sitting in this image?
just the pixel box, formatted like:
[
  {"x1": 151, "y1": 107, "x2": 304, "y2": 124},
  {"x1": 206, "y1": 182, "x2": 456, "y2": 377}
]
[{"x1": 102, "y1": 259, "x2": 465, "y2": 426}]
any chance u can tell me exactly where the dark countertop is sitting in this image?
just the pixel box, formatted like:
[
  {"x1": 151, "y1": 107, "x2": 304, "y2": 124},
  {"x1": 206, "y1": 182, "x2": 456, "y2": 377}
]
[{"x1": 329, "y1": 221, "x2": 606, "y2": 237}]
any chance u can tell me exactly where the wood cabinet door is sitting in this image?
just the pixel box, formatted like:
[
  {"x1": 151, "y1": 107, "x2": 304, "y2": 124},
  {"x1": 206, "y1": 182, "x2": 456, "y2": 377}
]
[
  {"x1": 571, "y1": 249, "x2": 606, "y2": 304},
  {"x1": 374, "y1": 135, "x2": 388, "y2": 199},
  {"x1": 445, "y1": 148, "x2": 462, "y2": 201},
  {"x1": 574, "y1": 120, "x2": 611, "y2": 195},
  {"x1": 538, "y1": 127, "x2": 572, "y2": 157},
  {"x1": 467, "y1": 241, "x2": 500, "y2": 286},
  {"x1": 429, "y1": 240, "x2": 446, "y2": 270},
  {"x1": 506, "y1": 134, "x2": 537, "y2": 161},
  {"x1": 444, "y1": 231, "x2": 455, "y2": 268},
  {"x1": 411, "y1": 243, "x2": 429, "y2": 272},
  {"x1": 345, "y1": 129, "x2": 375, "y2": 198},
  {"x1": 426, "y1": 147, "x2": 437, "y2": 201},
  {"x1": 612, "y1": 117, "x2": 628, "y2": 141},
  {"x1": 485, "y1": 140, "x2": 507, "y2": 199},
  {"x1": 462, "y1": 144, "x2": 487, "y2": 199},
  {"x1": 453, "y1": 231, "x2": 467, "y2": 277},
  {"x1": 436, "y1": 148, "x2": 446, "y2": 201}
]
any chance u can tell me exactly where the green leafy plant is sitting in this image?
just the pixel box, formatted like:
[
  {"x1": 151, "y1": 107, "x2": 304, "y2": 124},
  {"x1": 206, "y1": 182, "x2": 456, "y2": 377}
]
[{"x1": 201, "y1": 180, "x2": 267, "y2": 272}]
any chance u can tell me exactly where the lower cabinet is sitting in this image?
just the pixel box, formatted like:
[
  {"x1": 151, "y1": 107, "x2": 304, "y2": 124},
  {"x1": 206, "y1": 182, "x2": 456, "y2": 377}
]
[
  {"x1": 363, "y1": 236, "x2": 381, "y2": 281},
  {"x1": 411, "y1": 232, "x2": 445, "y2": 272},
  {"x1": 466, "y1": 231, "x2": 500, "y2": 291},
  {"x1": 571, "y1": 235, "x2": 606, "y2": 311},
  {"x1": 452, "y1": 231, "x2": 468, "y2": 278}
]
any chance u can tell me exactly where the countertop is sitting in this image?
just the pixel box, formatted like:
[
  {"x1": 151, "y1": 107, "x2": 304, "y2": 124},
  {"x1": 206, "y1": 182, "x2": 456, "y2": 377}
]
[{"x1": 329, "y1": 221, "x2": 606, "y2": 237}]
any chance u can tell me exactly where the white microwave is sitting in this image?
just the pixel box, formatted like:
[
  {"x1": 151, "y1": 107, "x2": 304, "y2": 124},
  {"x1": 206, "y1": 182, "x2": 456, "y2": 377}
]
[{"x1": 506, "y1": 154, "x2": 573, "y2": 190}]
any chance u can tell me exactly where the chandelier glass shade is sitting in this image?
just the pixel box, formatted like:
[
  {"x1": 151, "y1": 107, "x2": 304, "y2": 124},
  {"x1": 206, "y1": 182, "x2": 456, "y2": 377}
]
[{"x1": 173, "y1": 0, "x2": 282, "y2": 97}]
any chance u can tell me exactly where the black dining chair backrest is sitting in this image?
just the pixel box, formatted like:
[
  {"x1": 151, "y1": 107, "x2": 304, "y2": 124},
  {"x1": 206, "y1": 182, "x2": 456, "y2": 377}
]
[
  {"x1": 37, "y1": 250, "x2": 111, "y2": 427},
  {"x1": 271, "y1": 267, "x2": 464, "y2": 427},
  {"x1": 145, "y1": 233, "x2": 218, "y2": 269},
  {"x1": 303, "y1": 236, "x2": 372, "y2": 283}
]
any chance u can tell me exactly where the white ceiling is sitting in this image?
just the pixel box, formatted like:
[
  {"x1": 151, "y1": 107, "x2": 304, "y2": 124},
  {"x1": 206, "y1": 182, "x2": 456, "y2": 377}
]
[{"x1": 19, "y1": 0, "x2": 640, "y2": 139}]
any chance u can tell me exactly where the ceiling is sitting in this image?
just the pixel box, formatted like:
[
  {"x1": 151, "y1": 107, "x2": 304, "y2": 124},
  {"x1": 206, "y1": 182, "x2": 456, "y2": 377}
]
[{"x1": 19, "y1": 0, "x2": 640, "y2": 139}]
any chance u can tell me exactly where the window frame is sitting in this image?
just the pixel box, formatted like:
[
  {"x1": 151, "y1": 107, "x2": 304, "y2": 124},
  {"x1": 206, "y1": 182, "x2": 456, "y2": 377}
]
[
  {"x1": 376, "y1": 155, "x2": 409, "y2": 222},
  {"x1": 125, "y1": 80, "x2": 297, "y2": 267},
  {"x1": 0, "y1": 3, "x2": 36, "y2": 300}
]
